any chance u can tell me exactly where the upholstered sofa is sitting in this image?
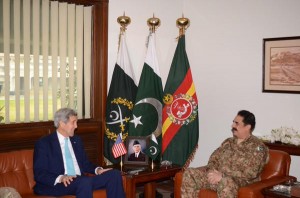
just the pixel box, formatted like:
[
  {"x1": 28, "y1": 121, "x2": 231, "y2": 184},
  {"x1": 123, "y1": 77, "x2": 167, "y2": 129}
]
[
  {"x1": 174, "y1": 149, "x2": 294, "y2": 198},
  {"x1": 0, "y1": 149, "x2": 111, "y2": 198}
]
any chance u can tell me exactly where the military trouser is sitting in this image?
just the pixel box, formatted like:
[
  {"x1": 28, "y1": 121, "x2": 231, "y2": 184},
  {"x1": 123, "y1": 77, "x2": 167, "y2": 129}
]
[{"x1": 181, "y1": 167, "x2": 239, "y2": 198}]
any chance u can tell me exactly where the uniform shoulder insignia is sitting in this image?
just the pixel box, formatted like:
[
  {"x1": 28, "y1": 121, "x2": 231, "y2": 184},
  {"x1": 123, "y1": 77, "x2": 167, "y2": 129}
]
[{"x1": 256, "y1": 145, "x2": 265, "y2": 151}]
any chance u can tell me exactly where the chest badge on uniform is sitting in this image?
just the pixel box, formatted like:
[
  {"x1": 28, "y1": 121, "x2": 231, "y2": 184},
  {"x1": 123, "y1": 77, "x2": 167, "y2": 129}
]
[{"x1": 257, "y1": 146, "x2": 264, "y2": 151}]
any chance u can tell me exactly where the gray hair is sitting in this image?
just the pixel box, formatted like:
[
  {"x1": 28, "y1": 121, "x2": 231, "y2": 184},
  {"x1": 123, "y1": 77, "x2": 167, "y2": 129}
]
[{"x1": 54, "y1": 108, "x2": 78, "y2": 128}]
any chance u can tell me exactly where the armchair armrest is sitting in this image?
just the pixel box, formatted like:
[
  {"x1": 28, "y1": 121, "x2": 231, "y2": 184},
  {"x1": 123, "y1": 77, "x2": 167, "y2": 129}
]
[
  {"x1": 174, "y1": 171, "x2": 183, "y2": 198},
  {"x1": 238, "y1": 176, "x2": 296, "y2": 198}
]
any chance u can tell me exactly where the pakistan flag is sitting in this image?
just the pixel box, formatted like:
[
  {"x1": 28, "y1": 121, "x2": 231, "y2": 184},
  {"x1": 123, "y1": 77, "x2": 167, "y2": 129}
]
[
  {"x1": 128, "y1": 32, "x2": 163, "y2": 151},
  {"x1": 104, "y1": 33, "x2": 137, "y2": 164}
]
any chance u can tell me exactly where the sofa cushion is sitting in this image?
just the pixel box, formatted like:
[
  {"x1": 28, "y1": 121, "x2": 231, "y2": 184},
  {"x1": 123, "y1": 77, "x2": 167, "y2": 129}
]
[
  {"x1": 199, "y1": 189, "x2": 217, "y2": 198},
  {"x1": 20, "y1": 190, "x2": 106, "y2": 198},
  {"x1": 0, "y1": 150, "x2": 35, "y2": 195}
]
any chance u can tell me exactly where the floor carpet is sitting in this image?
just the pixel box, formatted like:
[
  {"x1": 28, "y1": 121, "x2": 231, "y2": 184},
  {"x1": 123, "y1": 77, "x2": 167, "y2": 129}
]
[{"x1": 136, "y1": 180, "x2": 174, "y2": 198}]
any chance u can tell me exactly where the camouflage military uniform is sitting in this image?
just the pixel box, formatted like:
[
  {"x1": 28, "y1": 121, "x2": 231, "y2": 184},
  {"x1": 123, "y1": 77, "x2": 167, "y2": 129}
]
[{"x1": 181, "y1": 135, "x2": 269, "y2": 198}]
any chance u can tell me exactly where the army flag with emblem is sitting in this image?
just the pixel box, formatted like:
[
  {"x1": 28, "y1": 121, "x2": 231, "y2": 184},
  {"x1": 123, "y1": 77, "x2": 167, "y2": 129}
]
[
  {"x1": 145, "y1": 133, "x2": 160, "y2": 160},
  {"x1": 162, "y1": 35, "x2": 199, "y2": 167},
  {"x1": 104, "y1": 33, "x2": 137, "y2": 164},
  {"x1": 128, "y1": 32, "x2": 163, "y2": 149}
]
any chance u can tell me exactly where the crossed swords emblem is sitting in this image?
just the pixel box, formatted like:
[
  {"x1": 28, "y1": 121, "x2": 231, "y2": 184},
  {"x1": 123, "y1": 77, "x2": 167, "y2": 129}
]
[{"x1": 106, "y1": 105, "x2": 130, "y2": 132}]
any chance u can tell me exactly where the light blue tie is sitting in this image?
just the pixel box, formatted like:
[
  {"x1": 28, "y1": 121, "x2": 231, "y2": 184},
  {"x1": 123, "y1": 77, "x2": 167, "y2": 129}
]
[{"x1": 65, "y1": 138, "x2": 76, "y2": 176}]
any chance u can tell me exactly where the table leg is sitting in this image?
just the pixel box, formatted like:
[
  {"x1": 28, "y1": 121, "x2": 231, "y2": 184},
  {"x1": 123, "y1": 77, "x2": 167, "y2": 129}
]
[
  {"x1": 125, "y1": 178, "x2": 135, "y2": 198},
  {"x1": 144, "y1": 182, "x2": 156, "y2": 198}
]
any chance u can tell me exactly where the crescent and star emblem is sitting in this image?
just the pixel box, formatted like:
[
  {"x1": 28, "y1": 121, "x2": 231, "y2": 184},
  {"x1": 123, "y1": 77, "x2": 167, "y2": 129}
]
[
  {"x1": 149, "y1": 146, "x2": 157, "y2": 155},
  {"x1": 130, "y1": 97, "x2": 162, "y2": 137}
]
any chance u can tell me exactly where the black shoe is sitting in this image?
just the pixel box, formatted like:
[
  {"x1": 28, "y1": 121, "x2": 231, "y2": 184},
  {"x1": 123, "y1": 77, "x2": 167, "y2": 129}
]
[{"x1": 139, "y1": 190, "x2": 163, "y2": 198}]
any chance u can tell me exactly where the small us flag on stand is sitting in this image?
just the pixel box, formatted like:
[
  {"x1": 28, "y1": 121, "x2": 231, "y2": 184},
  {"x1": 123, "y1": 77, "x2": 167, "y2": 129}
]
[{"x1": 112, "y1": 133, "x2": 127, "y2": 158}]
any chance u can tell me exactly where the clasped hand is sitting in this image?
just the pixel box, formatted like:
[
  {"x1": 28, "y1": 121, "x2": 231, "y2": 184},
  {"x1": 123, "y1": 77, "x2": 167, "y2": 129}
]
[
  {"x1": 96, "y1": 167, "x2": 112, "y2": 175},
  {"x1": 207, "y1": 169, "x2": 222, "y2": 185},
  {"x1": 61, "y1": 168, "x2": 112, "y2": 187},
  {"x1": 61, "y1": 175, "x2": 76, "y2": 187}
]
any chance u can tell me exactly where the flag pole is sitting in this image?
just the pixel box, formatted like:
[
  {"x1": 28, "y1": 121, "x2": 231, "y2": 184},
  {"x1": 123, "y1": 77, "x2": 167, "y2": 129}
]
[
  {"x1": 176, "y1": 14, "x2": 190, "y2": 37},
  {"x1": 120, "y1": 156, "x2": 123, "y2": 172},
  {"x1": 147, "y1": 15, "x2": 160, "y2": 170},
  {"x1": 151, "y1": 159, "x2": 154, "y2": 170},
  {"x1": 116, "y1": 14, "x2": 131, "y2": 170}
]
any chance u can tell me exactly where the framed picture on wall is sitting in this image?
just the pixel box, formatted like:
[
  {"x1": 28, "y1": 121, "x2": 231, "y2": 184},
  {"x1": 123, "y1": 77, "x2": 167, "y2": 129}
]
[
  {"x1": 124, "y1": 136, "x2": 149, "y2": 165},
  {"x1": 263, "y1": 36, "x2": 300, "y2": 93}
]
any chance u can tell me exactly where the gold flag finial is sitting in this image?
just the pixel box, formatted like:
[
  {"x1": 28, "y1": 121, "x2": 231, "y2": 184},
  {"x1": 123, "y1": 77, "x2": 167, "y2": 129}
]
[
  {"x1": 117, "y1": 13, "x2": 131, "y2": 51},
  {"x1": 117, "y1": 12, "x2": 131, "y2": 34},
  {"x1": 147, "y1": 14, "x2": 161, "y2": 33},
  {"x1": 176, "y1": 15, "x2": 190, "y2": 36}
]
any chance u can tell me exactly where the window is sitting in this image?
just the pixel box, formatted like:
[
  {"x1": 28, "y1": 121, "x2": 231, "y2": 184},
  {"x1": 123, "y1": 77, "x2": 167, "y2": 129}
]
[{"x1": 0, "y1": 0, "x2": 92, "y2": 123}]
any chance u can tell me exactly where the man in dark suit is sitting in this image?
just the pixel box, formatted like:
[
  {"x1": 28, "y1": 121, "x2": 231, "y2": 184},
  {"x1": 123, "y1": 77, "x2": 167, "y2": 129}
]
[
  {"x1": 33, "y1": 108, "x2": 125, "y2": 198},
  {"x1": 128, "y1": 140, "x2": 146, "y2": 161}
]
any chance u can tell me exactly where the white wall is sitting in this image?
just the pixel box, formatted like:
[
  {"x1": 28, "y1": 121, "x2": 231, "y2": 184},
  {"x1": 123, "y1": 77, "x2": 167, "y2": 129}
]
[{"x1": 108, "y1": 0, "x2": 300, "y2": 180}]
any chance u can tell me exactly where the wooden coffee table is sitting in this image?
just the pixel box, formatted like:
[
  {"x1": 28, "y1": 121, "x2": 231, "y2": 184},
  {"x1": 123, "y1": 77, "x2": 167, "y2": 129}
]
[{"x1": 121, "y1": 164, "x2": 182, "y2": 198}]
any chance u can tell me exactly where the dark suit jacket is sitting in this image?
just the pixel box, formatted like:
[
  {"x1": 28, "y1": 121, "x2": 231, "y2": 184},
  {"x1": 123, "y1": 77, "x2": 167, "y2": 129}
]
[
  {"x1": 128, "y1": 152, "x2": 146, "y2": 161},
  {"x1": 33, "y1": 132, "x2": 97, "y2": 190}
]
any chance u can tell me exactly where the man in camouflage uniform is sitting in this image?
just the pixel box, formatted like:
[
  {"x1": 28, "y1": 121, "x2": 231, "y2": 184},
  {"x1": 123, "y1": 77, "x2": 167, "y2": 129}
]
[{"x1": 181, "y1": 110, "x2": 269, "y2": 198}]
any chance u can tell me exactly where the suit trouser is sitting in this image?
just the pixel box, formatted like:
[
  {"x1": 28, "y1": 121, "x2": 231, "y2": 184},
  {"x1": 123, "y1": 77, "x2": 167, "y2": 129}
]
[{"x1": 34, "y1": 170, "x2": 125, "y2": 198}]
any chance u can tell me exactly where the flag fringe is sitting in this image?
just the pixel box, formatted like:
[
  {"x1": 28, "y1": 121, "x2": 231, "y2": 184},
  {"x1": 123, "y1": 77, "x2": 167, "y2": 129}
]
[{"x1": 182, "y1": 144, "x2": 198, "y2": 170}]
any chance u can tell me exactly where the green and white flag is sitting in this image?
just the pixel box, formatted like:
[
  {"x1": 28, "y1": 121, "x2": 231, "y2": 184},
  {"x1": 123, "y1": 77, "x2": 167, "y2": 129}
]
[
  {"x1": 145, "y1": 134, "x2": 160, "y2": 160},
  {"x1": 104, "y1": 33, "x2": 137, "y2": 164},
  {"x1": 128, "y1": 32, "x2": 163, "y2": 148}
]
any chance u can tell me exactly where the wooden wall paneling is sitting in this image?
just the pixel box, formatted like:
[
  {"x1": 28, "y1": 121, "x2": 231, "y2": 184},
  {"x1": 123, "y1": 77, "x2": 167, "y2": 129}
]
[
  {"x1": 90, "y1": 0, "x2": 109, "y2": 166},
  {"x1": 77, "y1": 121, "x2": 102, "y2": 164},
  {"x1": 0, "y1": 127, "x2": 50, "y2": 152}
]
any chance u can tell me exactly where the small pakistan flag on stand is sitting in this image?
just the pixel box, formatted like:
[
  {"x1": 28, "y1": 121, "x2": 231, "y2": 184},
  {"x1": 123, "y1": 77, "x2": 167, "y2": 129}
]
[{"x1": 145, "y1": 134, "x2": 160, "y2": 160}]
